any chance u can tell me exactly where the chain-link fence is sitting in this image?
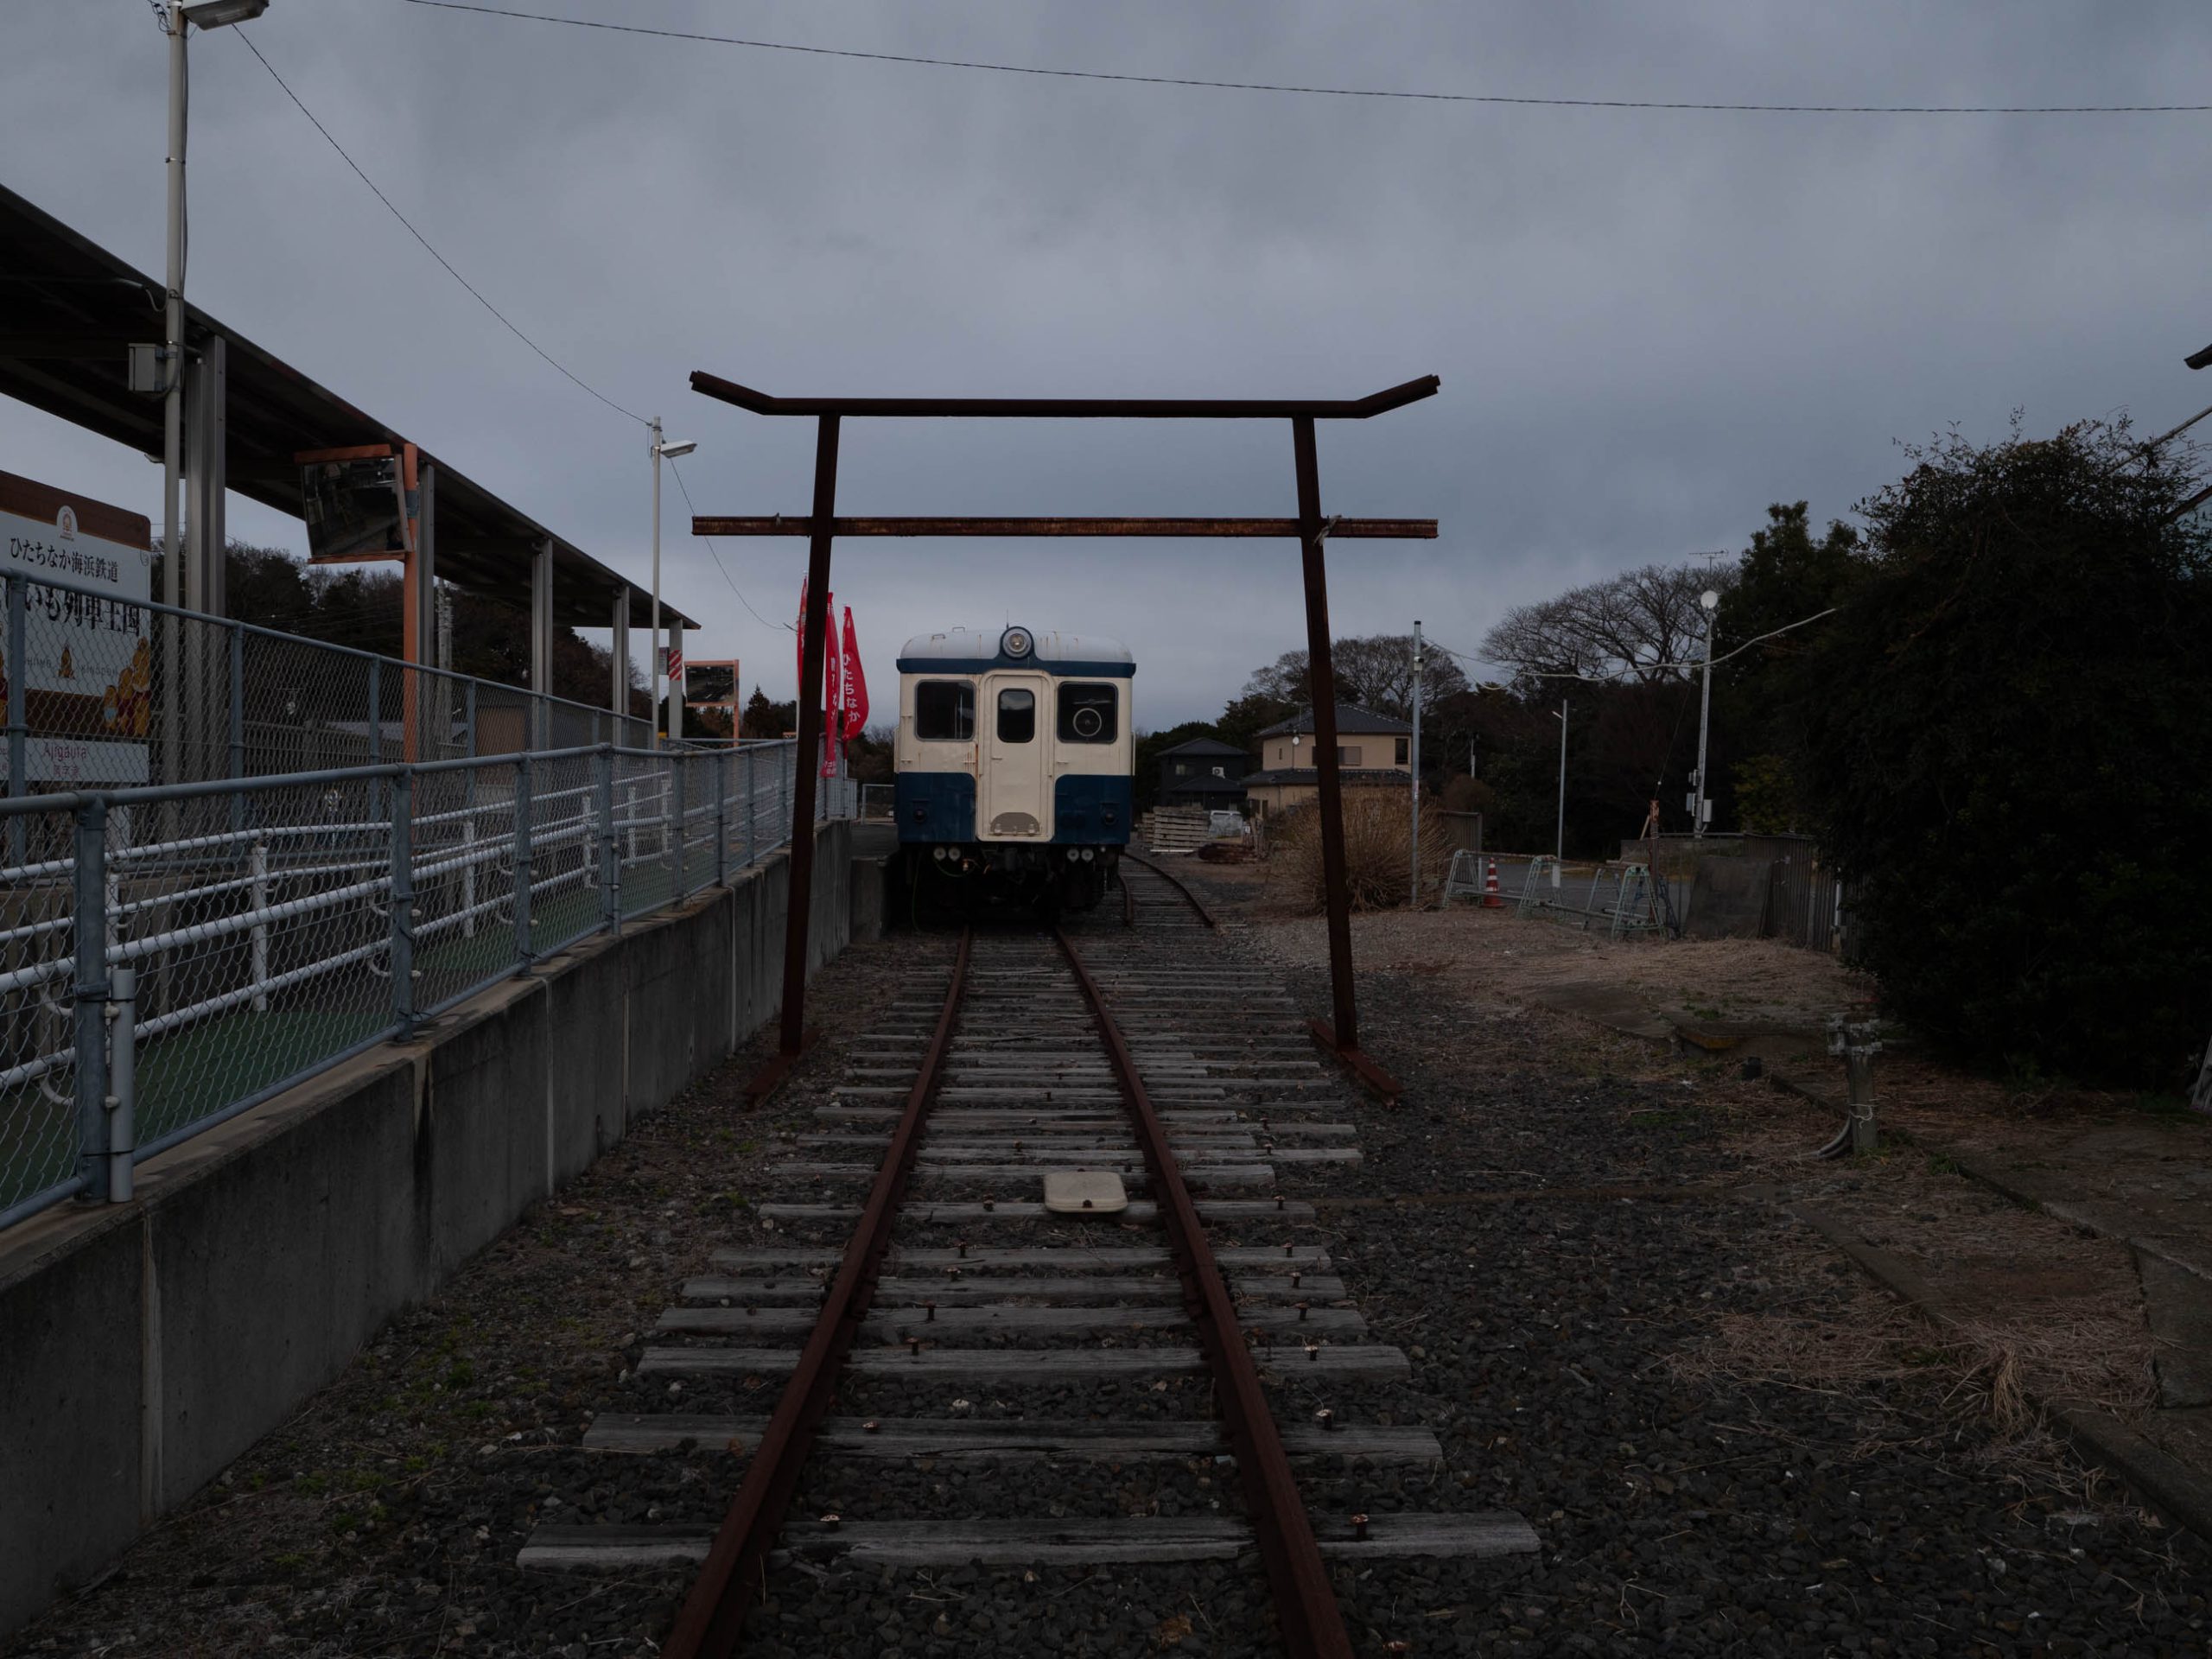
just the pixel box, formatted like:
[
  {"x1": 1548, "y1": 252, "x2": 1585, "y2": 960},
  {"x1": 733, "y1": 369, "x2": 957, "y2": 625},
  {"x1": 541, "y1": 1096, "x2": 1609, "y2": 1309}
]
[
  {"x1": 0, "y1": 797, "x2": 86, "y2": 1227},
  {"x1": 0, "y1": 737, "x2": 816, "y2": 1230},
  {"x1": 3, "y1": 567, "x2": 653, "y2": 804}
]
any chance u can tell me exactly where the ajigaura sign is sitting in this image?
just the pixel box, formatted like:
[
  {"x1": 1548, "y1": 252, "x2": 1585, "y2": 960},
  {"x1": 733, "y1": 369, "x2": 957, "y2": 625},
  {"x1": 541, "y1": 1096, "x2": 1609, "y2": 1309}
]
[{"x1": 1, "y1": 468, "x2": 156, "y2": 785}]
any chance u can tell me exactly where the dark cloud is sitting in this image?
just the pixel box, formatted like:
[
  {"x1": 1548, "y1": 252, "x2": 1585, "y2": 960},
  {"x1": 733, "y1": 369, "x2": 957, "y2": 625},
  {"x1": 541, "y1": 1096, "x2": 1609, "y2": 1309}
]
[{"x1": 4, "y1": 1, "x2": 2204, "y2": 722}]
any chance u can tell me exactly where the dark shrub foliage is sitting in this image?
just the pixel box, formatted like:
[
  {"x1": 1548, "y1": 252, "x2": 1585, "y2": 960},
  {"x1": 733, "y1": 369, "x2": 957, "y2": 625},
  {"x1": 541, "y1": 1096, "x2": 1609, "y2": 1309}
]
[{"x1": 1794, "y1": 420, "x2": 2212, "y2": 1085}]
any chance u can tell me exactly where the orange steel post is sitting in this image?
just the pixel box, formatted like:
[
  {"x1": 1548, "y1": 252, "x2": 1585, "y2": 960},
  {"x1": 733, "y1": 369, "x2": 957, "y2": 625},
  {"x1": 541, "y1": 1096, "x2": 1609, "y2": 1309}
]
[
  {"x1": 398, "y1": 444, "x2": 422, "y2": 762},
  {"x1": 294, "y1": 442, "x2": 423, "y2": 760}
]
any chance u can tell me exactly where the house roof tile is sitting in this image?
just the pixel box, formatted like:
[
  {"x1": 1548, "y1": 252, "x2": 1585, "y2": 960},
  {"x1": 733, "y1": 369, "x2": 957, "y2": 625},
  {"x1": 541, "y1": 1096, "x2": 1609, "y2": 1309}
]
[{"x1": 1254, "y1": 702, "x2": 1414, "y2": 738}]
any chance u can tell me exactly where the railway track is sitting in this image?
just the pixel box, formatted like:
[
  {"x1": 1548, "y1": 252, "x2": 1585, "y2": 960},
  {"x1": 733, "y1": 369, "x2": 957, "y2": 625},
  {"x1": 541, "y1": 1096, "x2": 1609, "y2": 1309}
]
[{"x1": 518, "y1": 861, "x2": 1536, "y2": 1654}]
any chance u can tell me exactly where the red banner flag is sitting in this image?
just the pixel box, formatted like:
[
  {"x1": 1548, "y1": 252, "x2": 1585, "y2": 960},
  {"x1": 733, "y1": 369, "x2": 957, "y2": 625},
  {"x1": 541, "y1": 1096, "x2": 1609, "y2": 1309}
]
[
  {"x1": 804, "y1": 579, "x2": 823, "y2": 721},
  {"x1": 840, "y1": 607, "x2": 868, "y2": 741},
  {"x1": 820, "y1": 596, "x2": 842, "y2": 777}
]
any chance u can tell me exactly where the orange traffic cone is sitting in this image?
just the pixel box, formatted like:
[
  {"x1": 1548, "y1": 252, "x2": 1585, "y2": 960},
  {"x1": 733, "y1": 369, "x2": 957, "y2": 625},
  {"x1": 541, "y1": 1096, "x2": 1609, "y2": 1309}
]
[{"x1": 1482, "y1": 857, "x2": 1503, "y2": 909}]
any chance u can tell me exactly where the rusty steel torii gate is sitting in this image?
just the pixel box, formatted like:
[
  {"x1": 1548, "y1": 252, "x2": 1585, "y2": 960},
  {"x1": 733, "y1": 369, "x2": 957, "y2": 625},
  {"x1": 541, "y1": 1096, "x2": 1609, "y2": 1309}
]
[{"x1": 688, "y1": 370, "x2": 1440, "y2": 1102}]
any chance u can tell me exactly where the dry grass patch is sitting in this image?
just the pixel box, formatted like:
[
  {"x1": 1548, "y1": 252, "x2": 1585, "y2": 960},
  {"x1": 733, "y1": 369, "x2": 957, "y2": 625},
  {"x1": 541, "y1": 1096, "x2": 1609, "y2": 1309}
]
[{"x1": 1263, "y1": 794, "x2": 1450, "y2": 912}]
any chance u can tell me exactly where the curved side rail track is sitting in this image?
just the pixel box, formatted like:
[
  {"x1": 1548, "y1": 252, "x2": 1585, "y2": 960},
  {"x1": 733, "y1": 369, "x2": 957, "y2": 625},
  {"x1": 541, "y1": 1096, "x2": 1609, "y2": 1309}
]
[{"x1": 1121, "y1": 849, "x2": 1219, "y2": 929}]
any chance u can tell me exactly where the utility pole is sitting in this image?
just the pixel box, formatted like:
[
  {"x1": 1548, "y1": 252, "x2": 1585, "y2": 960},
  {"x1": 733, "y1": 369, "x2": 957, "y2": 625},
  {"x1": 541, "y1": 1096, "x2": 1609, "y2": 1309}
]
[
  {"x1": 1554, "y1": 695, "x2": 1569, "y2": 861},
  {"x1": 156, "y1": 0, "x2": 269, "y2": 791},
  {"x1": 162, "y1": 4, "x2": 188, "y2": 782},
  {"x1": 1692, "y1": 587, "x2": 1719, "y2": 837},
  {"x1": 649, "y1": 416, "x2": 664, "y2": 749},
  {"x1": 1408, "y1": 619, "x2": 1422, "y2": 909},
  {"x1": 646, "y1": 421, "x2": 697, "y2": 748}
]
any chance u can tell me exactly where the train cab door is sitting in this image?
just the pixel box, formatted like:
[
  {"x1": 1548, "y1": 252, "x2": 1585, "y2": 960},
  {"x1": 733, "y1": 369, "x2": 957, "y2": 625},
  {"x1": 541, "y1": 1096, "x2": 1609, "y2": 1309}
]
[{"x1": 979, "y1": 671, "x2": 1052, "y2": 840}]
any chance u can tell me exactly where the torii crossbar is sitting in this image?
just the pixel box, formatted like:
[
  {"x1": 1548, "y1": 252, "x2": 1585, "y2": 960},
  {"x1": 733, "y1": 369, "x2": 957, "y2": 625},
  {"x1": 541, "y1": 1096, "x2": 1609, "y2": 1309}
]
[{"x1": 689, "y1": 369, "x2": 1442, "y2": 1103}]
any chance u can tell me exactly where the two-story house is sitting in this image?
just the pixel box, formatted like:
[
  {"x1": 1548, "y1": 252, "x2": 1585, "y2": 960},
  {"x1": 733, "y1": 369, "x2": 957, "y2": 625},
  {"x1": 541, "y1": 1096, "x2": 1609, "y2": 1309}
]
[
  {"x1": 1241, "y1": 702, "x2": 1413, "y2": 817},
  {"x1": 1156, "y1": 737, "x2": 1252, "y2": 809}
]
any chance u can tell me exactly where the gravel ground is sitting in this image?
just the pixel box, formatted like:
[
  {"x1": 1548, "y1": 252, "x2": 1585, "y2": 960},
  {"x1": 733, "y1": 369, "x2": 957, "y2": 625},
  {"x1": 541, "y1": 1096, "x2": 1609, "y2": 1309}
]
[
  {"x1": 1217, "y1": 867, "x2": 2209, "y2": 1656},
  {"x1": 10, "y1": 871, "x2": 2208, "y2": 1657},
  {"x1": 5, "y1": 931, "x2": 946, "y2": 1659}
]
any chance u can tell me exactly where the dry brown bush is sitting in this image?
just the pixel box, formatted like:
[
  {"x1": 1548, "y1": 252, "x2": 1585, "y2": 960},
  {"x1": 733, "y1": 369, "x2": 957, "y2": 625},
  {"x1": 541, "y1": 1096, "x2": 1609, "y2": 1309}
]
[{"x1": 1263, "y1": 793, "x2": 1452, "y2": 912}]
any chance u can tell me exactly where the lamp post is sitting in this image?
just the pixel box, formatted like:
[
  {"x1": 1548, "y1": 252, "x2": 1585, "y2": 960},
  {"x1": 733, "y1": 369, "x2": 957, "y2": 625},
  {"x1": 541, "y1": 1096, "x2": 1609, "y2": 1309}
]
[
  {"x1": 648, "y1": 418, "x2": 696, "y2": 747},
  {"x1": 156, "y1": 0, "x2": 269, "y2": 787},
  {"x1": 1553, "y1": 696, "x2": 1569, "y2": 861},
  {"x1": 1691, "y1": 588, "x2": 1719, "y2": 837}
]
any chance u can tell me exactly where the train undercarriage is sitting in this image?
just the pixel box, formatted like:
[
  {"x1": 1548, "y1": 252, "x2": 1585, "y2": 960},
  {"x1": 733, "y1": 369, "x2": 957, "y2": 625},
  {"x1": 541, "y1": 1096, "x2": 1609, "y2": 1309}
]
[{"x1": 903, "y1": 840, "x2": 1120, "y2": 918}]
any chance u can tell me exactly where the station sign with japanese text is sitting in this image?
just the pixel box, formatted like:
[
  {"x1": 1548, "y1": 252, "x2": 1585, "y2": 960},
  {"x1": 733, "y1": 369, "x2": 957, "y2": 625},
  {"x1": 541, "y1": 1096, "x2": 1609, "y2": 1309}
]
[{"x1": 0, "y1": 468, "x2": 156, "y2": 785}]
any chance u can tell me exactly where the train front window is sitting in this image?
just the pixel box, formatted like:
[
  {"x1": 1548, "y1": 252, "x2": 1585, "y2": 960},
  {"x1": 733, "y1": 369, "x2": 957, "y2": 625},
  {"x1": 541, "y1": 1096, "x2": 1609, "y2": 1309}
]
[
  {"x1": 996, "y1": 688, "x2": 1036, "y2": 743},
  {"x1": 1057, "y1": 683, "x2": 1117, "y2": 744},
  {"x1": 914, "y1": 680, "x2": 975, "y2": 741}
]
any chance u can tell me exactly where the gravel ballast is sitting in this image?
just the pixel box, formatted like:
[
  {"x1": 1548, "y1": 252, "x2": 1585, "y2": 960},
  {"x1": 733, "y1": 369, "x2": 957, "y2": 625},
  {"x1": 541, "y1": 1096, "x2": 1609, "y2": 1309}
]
[{"x1": 10, "y1": 872, "x2": 2208, "y2": 1657}]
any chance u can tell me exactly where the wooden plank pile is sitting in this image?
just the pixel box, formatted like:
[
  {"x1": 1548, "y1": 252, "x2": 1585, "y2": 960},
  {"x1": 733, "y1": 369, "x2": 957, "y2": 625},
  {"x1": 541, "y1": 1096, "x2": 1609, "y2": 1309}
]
[{"x1": 1146, "y1": 805, "x2": 1211, "y2": 854}]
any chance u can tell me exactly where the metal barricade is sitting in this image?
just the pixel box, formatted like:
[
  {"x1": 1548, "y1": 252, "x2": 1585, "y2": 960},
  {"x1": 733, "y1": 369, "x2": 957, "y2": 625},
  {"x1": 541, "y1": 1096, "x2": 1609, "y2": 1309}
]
[
  {"x1": 1511, "y1": 858, "x2": 1670, "y2": 938},
  {"x1": 1442, "y1": 849, "x2": 1484, "y2": 902}
]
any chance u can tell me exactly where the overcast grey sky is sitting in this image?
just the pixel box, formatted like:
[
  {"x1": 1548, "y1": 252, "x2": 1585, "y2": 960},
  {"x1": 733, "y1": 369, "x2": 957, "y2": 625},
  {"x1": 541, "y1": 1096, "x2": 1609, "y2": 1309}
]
[{"x1": 3, "y1": 2, "x2": 2205, "y2": 724}]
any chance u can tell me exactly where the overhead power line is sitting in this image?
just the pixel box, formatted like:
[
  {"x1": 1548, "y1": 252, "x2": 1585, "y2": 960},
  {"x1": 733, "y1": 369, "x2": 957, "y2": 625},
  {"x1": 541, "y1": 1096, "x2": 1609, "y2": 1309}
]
[
  {"x1": 665, "y1": 457, "x2": 796, "y2": 637},
  {"x1": 233, "y1": 28, "x2": 648, "y2": 426},
  {"x1": 1434, "y1": 605, "x2": 1840, "y2": 684},
  {"x1": 397, "y1": 1, "x2": 2212, "y2": 115}
]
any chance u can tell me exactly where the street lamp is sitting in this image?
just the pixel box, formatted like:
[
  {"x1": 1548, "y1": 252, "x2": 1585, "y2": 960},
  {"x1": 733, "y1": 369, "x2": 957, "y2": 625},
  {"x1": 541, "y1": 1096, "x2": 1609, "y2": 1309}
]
[
  {"x1": 1553, "y1": 696, "x2": 1569, "y2": 861},
  {"x1": 648, "y1": 420, "x2": 696, "y2": 747},
  {"x1": 1691, "y1": 588, "x2": 1719, "y2": 838},
  {"x1": 154, "y1": 0, "x2": 270, "y2": 784}
]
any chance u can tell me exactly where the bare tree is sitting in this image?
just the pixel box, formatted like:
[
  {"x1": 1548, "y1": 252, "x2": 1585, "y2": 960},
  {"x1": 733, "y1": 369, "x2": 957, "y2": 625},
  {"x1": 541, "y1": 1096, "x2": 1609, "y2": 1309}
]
[
  {"x1": 1480, "y1": 562, "x2": 1729, "y2": 686},
  {"x1": 1239, "y1": 632, "x2": 1469, "y2": 721}
]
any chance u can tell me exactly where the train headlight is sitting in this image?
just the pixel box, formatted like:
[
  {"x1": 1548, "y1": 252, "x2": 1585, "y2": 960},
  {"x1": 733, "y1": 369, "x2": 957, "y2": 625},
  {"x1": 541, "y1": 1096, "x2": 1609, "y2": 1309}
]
[
  {"x1": 1001, "y1": 626, "x2": 1033, "y2": 659},
  {"x1": 1066, "y1": 848, "x2": 1081, "y2": 861},
  {"x1": 1081, "y1": 849, "x2": 1095, "y2": 861}
]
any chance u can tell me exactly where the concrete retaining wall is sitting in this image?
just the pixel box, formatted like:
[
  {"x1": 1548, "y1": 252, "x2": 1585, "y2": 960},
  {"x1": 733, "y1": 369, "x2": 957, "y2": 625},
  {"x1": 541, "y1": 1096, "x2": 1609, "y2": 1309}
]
[{"x1": 0, "y1": 822, "x2": 874, "y2": 1637}]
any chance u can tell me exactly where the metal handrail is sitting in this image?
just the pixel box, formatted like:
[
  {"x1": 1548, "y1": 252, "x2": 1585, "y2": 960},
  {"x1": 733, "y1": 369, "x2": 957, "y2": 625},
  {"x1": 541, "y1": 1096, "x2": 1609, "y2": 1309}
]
[
  {"x1": 8, "y1": 567, "x2": 653, "y2": 754},
  {"x1": 0, "y1": 735, "x2": 830, "y2": 1232}
]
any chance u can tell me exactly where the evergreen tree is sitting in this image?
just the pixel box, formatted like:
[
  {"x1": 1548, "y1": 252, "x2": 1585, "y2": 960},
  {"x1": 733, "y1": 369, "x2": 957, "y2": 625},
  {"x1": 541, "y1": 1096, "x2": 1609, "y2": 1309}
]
[{"x1": 1793, "y1": 420, "x2": 2212, "y2": 1084}]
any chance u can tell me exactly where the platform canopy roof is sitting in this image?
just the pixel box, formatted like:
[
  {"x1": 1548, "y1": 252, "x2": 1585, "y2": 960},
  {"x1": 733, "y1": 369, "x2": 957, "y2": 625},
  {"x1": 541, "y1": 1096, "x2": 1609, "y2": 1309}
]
[{"x1": 0, "y1": 183, "x2": 690, "y2": 631}]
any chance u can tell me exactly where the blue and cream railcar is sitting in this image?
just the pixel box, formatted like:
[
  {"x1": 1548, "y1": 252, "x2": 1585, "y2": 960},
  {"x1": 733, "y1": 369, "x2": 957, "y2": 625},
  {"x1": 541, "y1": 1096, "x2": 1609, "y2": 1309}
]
[{"x1": 895, "y1": 625, "x2": 1133, "y2": 911}]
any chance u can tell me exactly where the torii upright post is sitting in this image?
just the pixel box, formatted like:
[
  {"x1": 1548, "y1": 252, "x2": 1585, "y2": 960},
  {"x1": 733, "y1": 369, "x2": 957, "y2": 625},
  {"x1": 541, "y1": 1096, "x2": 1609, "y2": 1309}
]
[
  {"x1": 1291, "y1": 417, "x2": 1358, "y2": 1056},
  {"x1": 753, "y1": 415, "x2": 841, "y2": 1100}
]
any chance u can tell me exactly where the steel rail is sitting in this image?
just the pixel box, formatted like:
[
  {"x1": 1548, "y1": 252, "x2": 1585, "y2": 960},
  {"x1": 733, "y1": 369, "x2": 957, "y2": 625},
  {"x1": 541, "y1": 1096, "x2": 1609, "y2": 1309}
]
[
  {"x1": 1121, "y1": 850, "x2": 1219, "y2": 931},
  {"x1": 1051, "y1": 925, "x2": 1353, "y2": 1659},
  {"x1": 664, "y1": 927, "x2": 975, "y2": 1659}
]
